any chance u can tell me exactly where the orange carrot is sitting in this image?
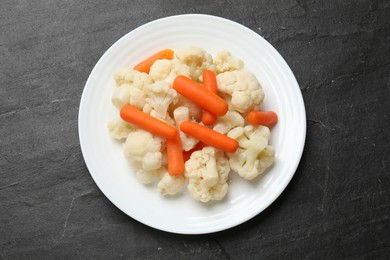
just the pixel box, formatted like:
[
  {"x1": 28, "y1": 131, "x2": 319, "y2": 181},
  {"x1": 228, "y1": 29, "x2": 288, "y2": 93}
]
[
  {"x1": 173, "y1": 75, "x2": 228, "y2": 116},
  {"x1": 183, "y1": 142, "x2": 208, "y2": 161},
  {"x1": 201, "y1": 70, "x2": 218, "y2": 125},
  {"x1": 247, "y1": 111, "x2": 278, "y2": 126},
  {"x1": 166, "y1": 133, "x2": 185, "y2": 176},
  {"x1": 133, "y1": 49, "x2": 174, "y2": 73},
  {"x1": 120, "y1": 105, "x2": 177, "y2": 139},
  {"x1": 180, "y1": 121, "x2": 238, "y2": 153}
]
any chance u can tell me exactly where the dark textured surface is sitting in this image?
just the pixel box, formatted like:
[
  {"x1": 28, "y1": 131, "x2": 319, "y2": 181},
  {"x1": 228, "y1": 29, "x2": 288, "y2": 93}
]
[{"x1": 1, "y1": 0, "x2": 390, "y2": 258}]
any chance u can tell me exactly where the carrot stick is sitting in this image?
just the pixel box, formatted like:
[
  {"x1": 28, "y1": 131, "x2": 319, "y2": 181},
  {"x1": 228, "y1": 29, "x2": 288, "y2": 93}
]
[
  {"x1": 201, "y1": 70, "x2": 218, "y2": 125},
  {"x1": 173, "y1": 75, "x2": 228, "y2": 116},
  {"x1": 133, "y1": 49, "x2": 174, "y2": 73},
  {"x1": 183, "y1": 142, "x2": 208, "y2": 161},
  {"x1": 247, "y1": 111, "x2": 278, "y2": 126},
  {"x1": 180, "y1": 121, "x2": 238, "y2": 153},
  {"x1": 120, "y1": 105, "x2": 177, "y2": 139},
  {"x1": 166, "y1": 133, "x2": 185, "y2": 176}
]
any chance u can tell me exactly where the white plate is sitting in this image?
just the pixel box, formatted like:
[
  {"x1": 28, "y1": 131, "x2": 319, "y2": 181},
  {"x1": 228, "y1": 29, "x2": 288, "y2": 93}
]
[{"x1": 78, "y1": 14, "x2": 306, "y2": 234}]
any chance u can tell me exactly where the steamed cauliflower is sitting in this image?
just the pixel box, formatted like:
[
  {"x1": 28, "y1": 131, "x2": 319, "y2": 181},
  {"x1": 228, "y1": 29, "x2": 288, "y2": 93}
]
[
  {"x1": 227, "y1": 125, "x2": 275, "y2": 180},
  {"x1": 173, "y1": 106, "x2": 199, "y2": 151},
  {"x1": 185, "y1": 147, "x2": 230, "y2": 203},
  {"x1": 123, "y1": 129, "x2": 164, "y2": 184},
  {"x1": 112, "y1": 68, "x2": 153, "y2": 109},
  {"x1": 213, "y1": 111, "x2": 245, "y2": 134},
  {"x1": 217, "y1": 70, "x2": 264, "y2": 113},
  {"x1": 176, "y1": 47, "x2": 215, "y2": 81},
  {"x1": 149, "y1": 58, "x2": 191, "y2": 85},
  {"x1": 143, "y1": 81, "x2": 178, "y2": 122},
  {"x1": 107, "y1": 118, "x2": 136, "y2": 140},
  {"x1": 158, "y1": 172, "x2": 185, "y2": 196},
  {"x1": 214, "y1": 50, "x2": 244, "y2": 74}
]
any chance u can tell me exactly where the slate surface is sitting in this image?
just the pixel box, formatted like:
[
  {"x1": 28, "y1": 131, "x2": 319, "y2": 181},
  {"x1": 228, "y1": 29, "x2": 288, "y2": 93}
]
[{"x1": 1, "y1": 0, "x2": 389, "y2": 259}]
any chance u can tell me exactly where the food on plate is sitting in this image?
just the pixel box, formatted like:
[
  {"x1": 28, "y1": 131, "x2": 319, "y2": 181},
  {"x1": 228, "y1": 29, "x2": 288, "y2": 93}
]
[
  {"x1": 227, "y1": 125, "x2": 275, "y2": 180},
  {"x1": 185, "y1": 147, "x2": 230, "y2": 203},
  {"x1": 201, "y1": 70, "x2": 218, "y2": 125},
  {"x1": 247, "y1": 111, "x2": 278, "y2": 126},
  {"x1": 180, "y1": 121, "x2": 239, "y2": 153},
  {"x1": 173, "y1": 75, "x2": 228, "y2": 116},
  {"x1": 108, "y1": 47, "x2": 277, "y2": 203},
  {"x1": 120, "y1": 104, "x2": 177, "y2": 139},
  {"x1": 133, "y1": 49, "x2": 174, "y2": 73},
  {"x1": 166, "y1": 133, "x2": 185, "y2": 176},
  {"x1": 216, "y1": 70, "x2": 264, "y2": 114}
]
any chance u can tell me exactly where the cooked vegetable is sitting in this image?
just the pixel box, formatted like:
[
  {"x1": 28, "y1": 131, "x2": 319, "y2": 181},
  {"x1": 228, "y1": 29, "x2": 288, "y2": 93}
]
[
  {"x1": 123, "y1": 129, "x2": 164, "y2": 184},
  {"x1": 120, "y1": 104, "x2": 177, "y2": 139},
  {"x1": 201, "y1": 70, "x2": 218, "y2": 125},
  {"x1": 173, "y1": 106, "x2": 199, "y2": 151},
  {"x1": 173, "y1": 75, "x2": 228, "y2": 116},
  {"x1": 216, "y1": 70, "x2": 264, "y2": 113},
  {"x1": 247, "y1": 111, "x2": 278, "y2": 126},
  {"x1": 213, "y1": 111, "x2": 245, "y2": 134},
  {"x1": 166, "y1": 133, "x2": 185, "y2": 176},
  {"x1": 183, "y1": 142, "x2": 208, "y2": 161},
  {"x1": 227, "y1": 125, "x2": 275, "y2": 180},
  {"x1": 133, "y1": 49, "x2": 174, "y2": 73},
  {"x1": 185, "y1": 147, "x2": 230, "y2": 202},
  {"x1": 157, "y1": 172, "x2": 185, "y2": 195},
  {"x1": 175, "y1": 46, "x2": 215, "y2": 81},
  {"x1": 180, "y1": 121, "x2": 238, "y2": 153}
]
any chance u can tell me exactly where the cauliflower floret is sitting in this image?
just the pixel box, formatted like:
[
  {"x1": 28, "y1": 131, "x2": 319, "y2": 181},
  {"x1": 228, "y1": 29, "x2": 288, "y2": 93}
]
[
  {"x1": 143, "y1": 81, "x2": 178, "y2": 122},
  {"x1": 175, "y1": 47, "x2": 215, "y2": 81},
  {"x1": 107, "y1": 118, "x2": 136, "y2": 140},
  {"x1": 185, "y1": 147, "x2": 230, "y2": 203},
  {"x1": 170, "y1": 96, "x2": 203, "y2": 122},
  {"x1": 123, "y1": 129, "x2": 164, "y2": 184},
  {"x1": 112, "y1": 68, "x2": 153, "y2": 109},
  {"x1": 227, "y1": 125, "x2": 275, "y2": 180},
  {"x1": 216, "y1": 70, "x2": 264, "y2": 113},
  {"x1": 213, "y1": 111, "x2": 245, "y2": 134},
  {"x1": 173, "y1": 106, "x2": 199, "y2": 151},
  {"x1": 214, "y1": 50, "x2": 244, "y2": 74},
  {"x1": 149, "y1": 58, "x2": 192, "y2": 85},
  {"x1": 157, "y1": 172, "x2": 185, "y2": 196}
]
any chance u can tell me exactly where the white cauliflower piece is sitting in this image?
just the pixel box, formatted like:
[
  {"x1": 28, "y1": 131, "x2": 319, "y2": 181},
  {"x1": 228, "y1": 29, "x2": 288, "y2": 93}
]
[
  {"x1": 175, "y1": 47, "x2": 215, "y2": 81},
  {"x1": 170, "y1": 96, "x2": 203, "y2": 122},
  {"x1": 123, "y1": 129, "x2": 164, "y2": 184},
  {"x1": 157, "y1": 172, "x2": 185, "y2": 196},
  {"x1": 227, "y1": 125, "x2": 275, "y2": 180},
  {"x1": 185, "y1": 147, "x2": 230, "y2": 203},
  {"x1": 217, "y1": 70, "x2": 264, "y2": 113},
  {"x1": 214, "y1": 50, "x2": 244, "y2": 74},
  {"x1": 213, "y1": 111, "x2": 245, "y2": 134},
  {"x1": 107, "y1": 118, "x2": 136, "y2": 140},
  {"x1": 149, "y1": 58, "x2": 192, "y2": 85},
  {"x1": 143, "y1": 81, "x2": 178, "y2": 122},
  {"x1": 173, "y1": 106, "x2": 199, "y2": 151},
  {"x1": 112, "y1": 68, "x2": 153, "y2": 109}
]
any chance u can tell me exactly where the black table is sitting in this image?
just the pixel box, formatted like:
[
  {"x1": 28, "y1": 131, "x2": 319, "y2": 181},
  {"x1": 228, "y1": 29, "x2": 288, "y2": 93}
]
[{"x1": 1, "y1": 1, "x2": 389, "y2": 258}]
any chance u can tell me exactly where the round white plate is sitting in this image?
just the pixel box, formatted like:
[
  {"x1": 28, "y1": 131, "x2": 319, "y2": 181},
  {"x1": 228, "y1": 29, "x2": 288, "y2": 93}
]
[{"x1": 79, "y1": 14, "x2": 306, "y2": 234}]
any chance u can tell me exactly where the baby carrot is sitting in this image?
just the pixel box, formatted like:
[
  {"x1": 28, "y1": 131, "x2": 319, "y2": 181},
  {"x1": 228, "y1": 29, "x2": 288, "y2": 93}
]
[
  {"x1": 201, "y1": 70, "x2": 218, "y2": 125},
  {"x1": 183, "y1": 142, "x2": 208, "y2": 161},
  {"x1": 166, "y1": 133, "x2": 185, "y2": 176},
  {"x1": 180, "y1": 121, "x2": 238, "y2": 153},
  {"x1": 120, "y1": 104, "x2": 177, "y2": 139},
  {"x1": 173, "y1": 75, "x2": 228, "y2": 116},
  {"x1": 133, "y1": 49, "x2": 174, "y2": 73},
  {"x1": 247, "y1": 111, "x2": 278, "y2": 126}
]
